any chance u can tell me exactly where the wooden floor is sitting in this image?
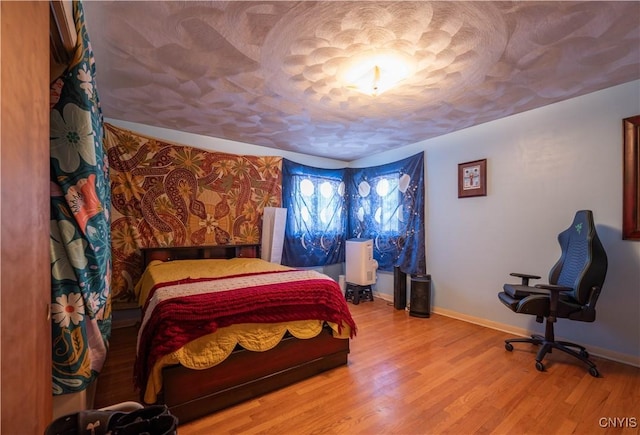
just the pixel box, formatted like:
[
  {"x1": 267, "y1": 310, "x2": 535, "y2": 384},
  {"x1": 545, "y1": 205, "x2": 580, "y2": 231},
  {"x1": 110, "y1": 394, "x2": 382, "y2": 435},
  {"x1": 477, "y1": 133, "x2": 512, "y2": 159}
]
[{"x1": 95, "y1": 298, "x2": 640, "y2": 434}]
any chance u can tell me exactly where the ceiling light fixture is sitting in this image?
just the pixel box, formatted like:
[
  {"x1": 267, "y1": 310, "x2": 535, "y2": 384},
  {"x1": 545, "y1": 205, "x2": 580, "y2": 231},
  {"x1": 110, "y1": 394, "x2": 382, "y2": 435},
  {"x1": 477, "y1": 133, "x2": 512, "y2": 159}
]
[{"x1": 342, "y1": 51, "x2": 415, "y2": 97}]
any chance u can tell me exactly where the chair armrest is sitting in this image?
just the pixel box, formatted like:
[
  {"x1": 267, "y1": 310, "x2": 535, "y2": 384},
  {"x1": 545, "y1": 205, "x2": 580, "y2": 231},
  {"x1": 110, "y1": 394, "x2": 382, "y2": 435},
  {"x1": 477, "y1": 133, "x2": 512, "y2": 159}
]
[
  {"x1": 569, "y1": 286, "x2": 601, "y2": 322},
  {"x1": 510, "y1": 272, "x2": 541, "y2": 286},
  {"x1": 534, "y1": 283, "x2": 573, "y2": 293},
  {"x1": 533, "y1": 283, "x2": 572, "y2": 322}
]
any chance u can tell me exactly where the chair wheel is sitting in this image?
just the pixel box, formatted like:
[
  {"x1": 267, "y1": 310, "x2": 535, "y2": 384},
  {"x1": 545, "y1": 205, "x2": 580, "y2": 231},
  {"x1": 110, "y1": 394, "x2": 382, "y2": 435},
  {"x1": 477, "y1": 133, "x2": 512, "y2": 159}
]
[
  {"x1": 505, "y1": 343, "x2": 514, "y2": 352},
  {"x1": 535, "y1": 361, "x2": 545, "y2": 372},
  {"x1": 589, "y1": 367, "x2": 599, "y2": 377}
]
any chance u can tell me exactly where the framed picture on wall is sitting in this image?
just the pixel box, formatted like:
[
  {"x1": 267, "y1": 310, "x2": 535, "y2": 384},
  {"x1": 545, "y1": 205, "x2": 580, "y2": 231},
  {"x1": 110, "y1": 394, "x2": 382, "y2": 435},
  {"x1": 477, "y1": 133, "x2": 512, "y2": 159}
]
[
  {"x1": 458, "y1": 159, "x2": 487, "y2": 198},
  {"x1": 623, "y1": 115, "x2": 640, "y2": 240}
]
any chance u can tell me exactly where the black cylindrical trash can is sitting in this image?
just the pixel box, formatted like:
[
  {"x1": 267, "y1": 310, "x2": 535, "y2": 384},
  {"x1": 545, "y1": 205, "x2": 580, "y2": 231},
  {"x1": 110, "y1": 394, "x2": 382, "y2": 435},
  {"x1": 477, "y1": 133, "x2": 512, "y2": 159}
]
[
  {"x1": 410, "y1": 274, "x2": 431, "y2": 318},
  {"x1": 393, "y1": 266, "x2": 407, "y2": 310}
]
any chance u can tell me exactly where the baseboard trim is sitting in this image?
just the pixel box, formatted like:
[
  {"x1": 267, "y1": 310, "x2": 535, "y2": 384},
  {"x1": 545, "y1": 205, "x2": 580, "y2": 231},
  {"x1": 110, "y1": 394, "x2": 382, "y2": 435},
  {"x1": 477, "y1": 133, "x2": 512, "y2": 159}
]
[
  {"x1": 432, "y1": 307, "x2": 640, "y2": 368},
  {"x1": 375, "y1": 292, "x2": 638, "y2": 368}
]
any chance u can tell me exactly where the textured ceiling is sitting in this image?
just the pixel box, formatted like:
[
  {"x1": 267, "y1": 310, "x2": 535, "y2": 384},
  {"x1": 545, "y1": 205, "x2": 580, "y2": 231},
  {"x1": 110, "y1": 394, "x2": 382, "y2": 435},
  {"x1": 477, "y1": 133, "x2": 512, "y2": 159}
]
[{"x1": 83, "y1": 1, "x2": 640, "y2": 161}]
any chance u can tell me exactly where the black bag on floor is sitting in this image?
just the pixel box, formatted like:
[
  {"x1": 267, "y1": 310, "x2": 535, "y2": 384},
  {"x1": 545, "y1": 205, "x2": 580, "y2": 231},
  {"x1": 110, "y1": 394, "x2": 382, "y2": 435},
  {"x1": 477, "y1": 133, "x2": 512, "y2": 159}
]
[{"x1": 45, "y1": 404, "x2": 178, "y2": 435}]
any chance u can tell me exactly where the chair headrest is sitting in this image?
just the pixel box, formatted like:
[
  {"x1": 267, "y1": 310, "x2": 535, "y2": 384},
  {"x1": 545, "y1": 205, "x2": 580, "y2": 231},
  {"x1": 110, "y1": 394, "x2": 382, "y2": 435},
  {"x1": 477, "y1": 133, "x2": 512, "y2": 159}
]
[{"x1": 552, "y1": 210, "x2": 607, "y2": 304}]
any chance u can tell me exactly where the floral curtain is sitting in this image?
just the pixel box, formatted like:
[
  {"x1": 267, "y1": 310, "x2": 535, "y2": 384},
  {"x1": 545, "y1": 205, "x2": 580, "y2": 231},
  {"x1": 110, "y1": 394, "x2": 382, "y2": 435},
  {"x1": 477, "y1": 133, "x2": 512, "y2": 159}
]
[
  {"x1": 347, "y1": 153, "x2": 426, "y2": 275},
  {"x1": 282, "y1": 160, "x2": 347, "y2": 266},
  {"x1": 50, "y1": 0, "x2": 111, "y2": 395},
  {"x1": 105, "y1": 123, "x2": 282, "y2": 302}
]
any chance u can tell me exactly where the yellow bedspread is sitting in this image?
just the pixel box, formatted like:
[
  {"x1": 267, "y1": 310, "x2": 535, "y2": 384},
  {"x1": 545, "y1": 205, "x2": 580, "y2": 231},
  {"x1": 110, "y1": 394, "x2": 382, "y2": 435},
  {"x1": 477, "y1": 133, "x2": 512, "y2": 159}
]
[
  {"x1": 135, "y1": 257, "x2": 351, "y2": 403},
  {"x1": 134, "y1": 257, "x2": 293, "y2": 305}
]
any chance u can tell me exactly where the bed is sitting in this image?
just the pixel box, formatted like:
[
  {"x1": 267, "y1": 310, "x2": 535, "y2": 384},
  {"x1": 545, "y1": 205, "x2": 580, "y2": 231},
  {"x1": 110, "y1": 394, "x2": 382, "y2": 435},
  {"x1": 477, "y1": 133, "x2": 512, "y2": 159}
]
[{"x1": 134, "y1": 244, "x2": 356, "y2": 424}]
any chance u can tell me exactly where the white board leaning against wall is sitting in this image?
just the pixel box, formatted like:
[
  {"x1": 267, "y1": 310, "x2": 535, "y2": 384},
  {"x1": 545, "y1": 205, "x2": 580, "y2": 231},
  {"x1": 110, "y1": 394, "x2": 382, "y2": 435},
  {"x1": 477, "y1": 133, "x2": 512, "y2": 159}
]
[{"x1": 261, "y1": 207, "x2": 287, "y2": 264}]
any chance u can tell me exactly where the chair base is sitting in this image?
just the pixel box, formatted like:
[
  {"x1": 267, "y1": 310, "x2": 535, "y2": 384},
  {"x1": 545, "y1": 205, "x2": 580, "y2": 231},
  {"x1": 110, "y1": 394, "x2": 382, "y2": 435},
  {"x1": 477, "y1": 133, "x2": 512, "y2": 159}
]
[{"x1": 505, "y1": 334, "x2": 600, "y2": 377}]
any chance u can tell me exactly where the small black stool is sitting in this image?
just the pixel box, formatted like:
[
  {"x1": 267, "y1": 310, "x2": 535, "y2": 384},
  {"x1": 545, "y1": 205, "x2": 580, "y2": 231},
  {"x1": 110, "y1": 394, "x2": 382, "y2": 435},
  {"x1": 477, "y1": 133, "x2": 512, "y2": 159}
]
[{"x1": 345, "y1": 283, "x2": 374, "y2": 305}]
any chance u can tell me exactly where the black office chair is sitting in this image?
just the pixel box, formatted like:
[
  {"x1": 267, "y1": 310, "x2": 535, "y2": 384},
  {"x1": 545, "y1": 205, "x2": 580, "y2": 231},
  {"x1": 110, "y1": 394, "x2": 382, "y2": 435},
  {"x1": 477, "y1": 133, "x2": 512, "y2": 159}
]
[{"x1": 498, "y1": 210, "x2": 607, "y2": 377}]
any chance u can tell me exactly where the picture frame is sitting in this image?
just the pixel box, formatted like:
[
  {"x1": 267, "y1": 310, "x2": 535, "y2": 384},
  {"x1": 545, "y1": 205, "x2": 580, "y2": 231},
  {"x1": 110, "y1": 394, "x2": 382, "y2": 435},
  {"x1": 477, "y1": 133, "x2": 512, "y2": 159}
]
[
  {"x1": 623, "y1": 115, "x2": 640, "y2": 241},
  {"x1": 458, "y1": 159, "x2": 487, "y2": 198}
]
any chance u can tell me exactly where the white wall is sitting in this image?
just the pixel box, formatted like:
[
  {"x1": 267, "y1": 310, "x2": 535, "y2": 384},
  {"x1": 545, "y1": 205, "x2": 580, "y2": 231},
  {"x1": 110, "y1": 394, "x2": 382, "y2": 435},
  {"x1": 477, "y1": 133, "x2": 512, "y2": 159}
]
[
  {"x1": 109, "y1": 81, "x2": 640, "y2": 364},
  {"x1": 354, "y1": 80, "x2": 640, "y2": 365}
]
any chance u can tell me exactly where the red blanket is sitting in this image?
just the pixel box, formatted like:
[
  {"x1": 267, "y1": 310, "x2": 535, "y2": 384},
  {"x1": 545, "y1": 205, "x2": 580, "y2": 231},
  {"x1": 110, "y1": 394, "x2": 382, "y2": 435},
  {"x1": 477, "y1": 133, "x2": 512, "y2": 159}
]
[{"x1": 134, "y1": 269, "x2": 356, "y2": 392}]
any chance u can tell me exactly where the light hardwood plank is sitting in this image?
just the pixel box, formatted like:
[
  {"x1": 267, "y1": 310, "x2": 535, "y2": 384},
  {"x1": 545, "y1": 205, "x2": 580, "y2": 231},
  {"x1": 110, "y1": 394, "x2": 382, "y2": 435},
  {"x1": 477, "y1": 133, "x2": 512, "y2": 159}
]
[{"x1": 95, "y1": 299, "x2": 640, "y2": 434}]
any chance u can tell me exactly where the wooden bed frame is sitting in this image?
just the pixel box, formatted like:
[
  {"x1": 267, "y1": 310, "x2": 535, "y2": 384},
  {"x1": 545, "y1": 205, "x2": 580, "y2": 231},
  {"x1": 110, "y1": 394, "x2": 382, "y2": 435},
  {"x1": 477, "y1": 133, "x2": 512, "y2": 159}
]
[{"x1": 139, "y1": 244, "x2": 351, "y2": 424}]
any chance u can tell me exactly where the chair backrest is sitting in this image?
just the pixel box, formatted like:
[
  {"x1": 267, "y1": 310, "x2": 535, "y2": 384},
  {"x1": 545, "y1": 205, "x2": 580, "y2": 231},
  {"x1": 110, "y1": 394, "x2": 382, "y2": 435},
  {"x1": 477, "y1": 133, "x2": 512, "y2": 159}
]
[{"x1": 548, "y1": 210, "x2": 608, "y2": 304}]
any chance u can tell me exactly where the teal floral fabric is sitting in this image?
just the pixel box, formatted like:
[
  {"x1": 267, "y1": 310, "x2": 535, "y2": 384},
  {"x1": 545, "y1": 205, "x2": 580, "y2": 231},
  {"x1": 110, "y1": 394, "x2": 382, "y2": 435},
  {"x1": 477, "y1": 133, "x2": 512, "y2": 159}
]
[{"x1": 50, "y1": 0, "x2": 111, "y2": 395}]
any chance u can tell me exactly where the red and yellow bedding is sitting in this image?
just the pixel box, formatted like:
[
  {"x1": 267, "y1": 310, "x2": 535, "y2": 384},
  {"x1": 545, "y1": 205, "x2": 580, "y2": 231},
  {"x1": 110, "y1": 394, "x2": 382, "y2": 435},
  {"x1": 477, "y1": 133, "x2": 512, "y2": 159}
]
[{"x1": 134, "y1": 258, "x2": 356, "y2": 403}]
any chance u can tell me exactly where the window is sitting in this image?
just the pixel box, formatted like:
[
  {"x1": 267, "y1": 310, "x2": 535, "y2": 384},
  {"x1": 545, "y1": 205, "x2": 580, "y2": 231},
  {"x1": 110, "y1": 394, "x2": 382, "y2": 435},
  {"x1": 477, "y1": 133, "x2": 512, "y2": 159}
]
[
  {"x1": 282, "y1": 160, "x2": 347, "y2": 266},
  {"x1": 294, "y1": 176, "x2": 345, "y2": 234},
  {"x1": 353, "y1": 173, "x2": 403, "y2": 235},
  {"x1": 373, "y1": 174, "x2": 400, "y2": 233},
  {"x1": 291, "y1": 176, "x2": 344, "y2": 234}
]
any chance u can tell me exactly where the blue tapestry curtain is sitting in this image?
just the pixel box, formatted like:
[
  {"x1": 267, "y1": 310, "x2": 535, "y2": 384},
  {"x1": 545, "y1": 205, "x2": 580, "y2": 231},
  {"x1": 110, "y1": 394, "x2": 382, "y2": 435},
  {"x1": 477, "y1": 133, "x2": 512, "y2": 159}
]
[
  {"x1": 50, "y1": 0, "x2": 111, "y2": 395},
  {"x1": 347, "y1": 153, "x2": 425, "y2": 275},
  {"x1": 282, "y1": 160, "x2": 347, "y2": 266},
  {"x1": 282, "y1": 154, "x2": 425, "y2": 274}
]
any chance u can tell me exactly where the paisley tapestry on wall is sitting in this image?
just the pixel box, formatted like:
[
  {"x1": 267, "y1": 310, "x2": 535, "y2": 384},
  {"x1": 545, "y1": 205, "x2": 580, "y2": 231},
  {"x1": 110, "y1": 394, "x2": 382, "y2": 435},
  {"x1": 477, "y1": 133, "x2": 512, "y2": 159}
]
[{"x1": 104, "y1": 123, "x2": 283, "y2": 302}]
